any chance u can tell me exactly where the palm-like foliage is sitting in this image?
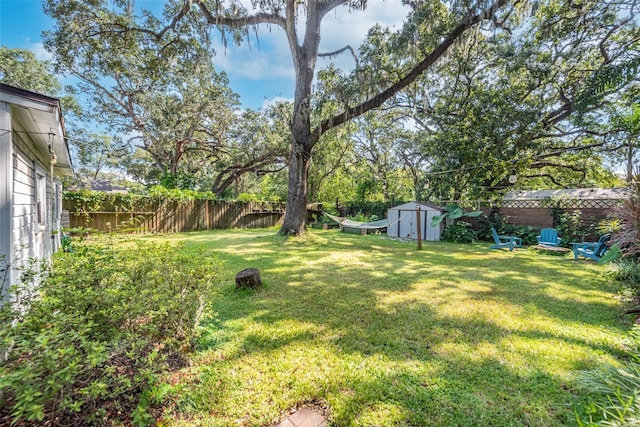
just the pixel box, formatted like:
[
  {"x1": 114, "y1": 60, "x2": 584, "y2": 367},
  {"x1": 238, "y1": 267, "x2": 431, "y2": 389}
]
[
  {"x1": 612, "y1": 168, "x2": 640, "y2": 258},
  {"x1": 575, "y1": 54, "x2": 640, "y2": 112}
]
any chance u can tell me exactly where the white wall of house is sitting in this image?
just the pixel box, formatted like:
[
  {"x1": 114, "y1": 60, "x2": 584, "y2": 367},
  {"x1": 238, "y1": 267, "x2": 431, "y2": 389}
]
[
  {"x1": 0, "y1": 85, "x2": 71, "y2": 301},
  {"x1": 12, "y1": 128, "x2": 56, "y2": 264},
  {"x1": 0, "y1": 102, "x2": 12, "y2": 297}
]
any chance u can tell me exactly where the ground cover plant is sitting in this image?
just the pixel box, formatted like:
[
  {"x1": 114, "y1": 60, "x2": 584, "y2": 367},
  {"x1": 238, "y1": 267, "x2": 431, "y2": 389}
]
[
  {"x1": 131, "y1": 228, "x2": 628, "y2": 426},
  {"x1": 0, "y1": 238, "x2": 218, "y2": 426},
  {"x1": 574, "y1": 173, "x2": 640, "y2": 426}
]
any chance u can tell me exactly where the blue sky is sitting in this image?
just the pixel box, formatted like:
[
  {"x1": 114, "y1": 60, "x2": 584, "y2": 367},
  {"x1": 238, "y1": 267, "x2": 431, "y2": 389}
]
[{"x1": 0, "y1": 0, "x2": 411, "y2": 110}]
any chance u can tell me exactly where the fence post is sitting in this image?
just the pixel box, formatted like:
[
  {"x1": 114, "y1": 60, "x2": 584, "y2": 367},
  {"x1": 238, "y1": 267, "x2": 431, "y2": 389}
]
[{"x1": 416, "y1": 206, "x2": 422, "y2": 250}]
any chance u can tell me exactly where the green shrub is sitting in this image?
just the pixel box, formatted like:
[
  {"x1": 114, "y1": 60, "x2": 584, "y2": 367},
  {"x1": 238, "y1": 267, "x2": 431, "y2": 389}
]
[
  {"x1": 236, "y1": 193, "x2": 259, "y2": 202},
  {"x1": 478, "y1": 216, "x2": 538, "y2": 245},
  {"x1": 441, "y1": 221, "x2": 477, "y2": 243},
  {"x1": 348, "y1": 212, "x2": 369, "y2": 222},
  {"x1": 0, "y1": 239, "x2": 218, "y2": 426},
  {"x1": 148, "y1": 185, "x2": 217, "y2": 201},
  {"x1": 576, "y1": 326, "x2": 640, "y2": 426},
  {"x1": 607, "y1": 258, "x2": 640, "y2": 300},
  {"x1": 344, "y1": 201, "x2": 402, "y2": 219},
  {"x1": 502, "y1": 224, "x2": 538, "y2": 245},
  {"x1": 477, "y1": 211, "x2": 537, "y2": 245},
  {"x1": 608, "y1": 259, "x2": 640, "y2": 287},
  {"x1": 555, "y1": 210, "x2": 598, "y2": 247}
]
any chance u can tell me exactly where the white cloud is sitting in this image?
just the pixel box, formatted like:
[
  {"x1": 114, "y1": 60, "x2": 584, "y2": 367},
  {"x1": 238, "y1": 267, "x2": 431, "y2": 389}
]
[
  {"x1": 261, "y1": 96, "x2": 293, "y2": 110},
  {"x1": 319, "y1": 0, "x2": 411, "y2": 71},
  {"x1": 212, "y1": 34, "x2": 295, "y2": 80},
  {"x1": 30, "y1": 42, "x2": 53, "y2": 61},
  {"x1": 210, "y1": 0, "x2": 411, "y2": 81},
  {"x1": 320, "y1": 0, "x2": 411, "y2": 52}
]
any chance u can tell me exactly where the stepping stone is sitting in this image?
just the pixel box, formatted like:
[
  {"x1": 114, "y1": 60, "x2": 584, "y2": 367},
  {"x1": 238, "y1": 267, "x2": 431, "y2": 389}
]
[{"x1": 277, "y1": 408, "x2": 326, "y2": 427}]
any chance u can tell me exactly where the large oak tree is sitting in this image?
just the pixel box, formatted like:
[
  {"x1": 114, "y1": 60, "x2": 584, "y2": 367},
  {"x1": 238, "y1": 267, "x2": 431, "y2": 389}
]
[{"x1": 45, "y1": 0, "x2": 515, "y2": 234}]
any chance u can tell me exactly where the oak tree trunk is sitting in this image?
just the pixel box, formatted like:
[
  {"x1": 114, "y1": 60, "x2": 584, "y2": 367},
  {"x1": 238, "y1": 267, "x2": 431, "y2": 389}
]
[{"x1": 280, "y1": 141, "x2": 312, "y2": 235}]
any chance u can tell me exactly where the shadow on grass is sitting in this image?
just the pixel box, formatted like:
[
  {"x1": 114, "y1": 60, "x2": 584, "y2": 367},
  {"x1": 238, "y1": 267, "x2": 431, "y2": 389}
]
[{"x1": 155, "y1": 229, "x2": 626, "y2": 426}]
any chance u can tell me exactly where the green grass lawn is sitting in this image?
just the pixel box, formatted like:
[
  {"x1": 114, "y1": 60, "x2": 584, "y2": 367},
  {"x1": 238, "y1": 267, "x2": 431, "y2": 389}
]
[{"x1": 138, "y1": 229, "x2": 627, "y2": 426}]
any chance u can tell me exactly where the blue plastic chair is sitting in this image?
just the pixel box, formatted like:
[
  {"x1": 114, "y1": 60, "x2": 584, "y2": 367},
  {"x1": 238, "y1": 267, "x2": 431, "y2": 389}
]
[
  {"x1": 490, "y1": 227, "x2": 523, "y2": 252},
  {"x1": 537, "y1": 228, "x2": 562, "y2": 247},
  {"x1": 572, "y1": 234, "x2": 611, "y2": 262}
]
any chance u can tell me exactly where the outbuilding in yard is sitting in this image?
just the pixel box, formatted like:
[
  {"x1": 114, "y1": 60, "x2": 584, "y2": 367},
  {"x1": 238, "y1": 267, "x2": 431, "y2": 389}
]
[{"x1": 387, "y1": 202, "x2": 443, "y2": 241}]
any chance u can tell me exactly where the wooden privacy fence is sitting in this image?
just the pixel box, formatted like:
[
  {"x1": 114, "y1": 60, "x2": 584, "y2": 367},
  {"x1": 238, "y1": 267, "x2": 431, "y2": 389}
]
[{"x1": 63, "y1": 199, "x2": 286, "y2": 233}]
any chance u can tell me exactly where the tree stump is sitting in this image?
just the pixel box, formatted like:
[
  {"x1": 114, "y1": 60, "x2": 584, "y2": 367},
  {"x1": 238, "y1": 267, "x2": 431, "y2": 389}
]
[{"x1": 235, "y1": 268, "x2": 262, "y2": 289}]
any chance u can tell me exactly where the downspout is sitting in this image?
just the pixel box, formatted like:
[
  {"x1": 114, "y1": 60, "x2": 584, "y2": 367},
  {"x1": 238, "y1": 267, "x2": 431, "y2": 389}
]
[{"x1": 48, "y1": 132, "x2": 58, "y2": 252}]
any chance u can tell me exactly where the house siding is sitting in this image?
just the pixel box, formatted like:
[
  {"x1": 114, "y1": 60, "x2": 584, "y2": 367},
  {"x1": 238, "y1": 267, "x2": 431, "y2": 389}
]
[
  {"x1": 0, "y1": 102, "x2": 12, "y2": 299},
  {"x1": 1, "y1": 84, "x2": 71, "y2": 304},
  {"x1": 2, "y1": 114, "x2": 58, "y2": 298},
  {"x1": 12, "y1": 131, "x2": 54, "y2": 267}
]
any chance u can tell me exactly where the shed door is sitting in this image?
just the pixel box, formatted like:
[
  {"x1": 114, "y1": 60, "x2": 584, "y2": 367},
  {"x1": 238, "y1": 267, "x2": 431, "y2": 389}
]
[
  {"x1": 398, "y1": 210, "x2": 416, "y2": 239},
  {"x1": 425, "y1": 210, "x2": 440, "y2": 241},
  {"x1": 387, "y1": 209, "x2": 399, "y2": 237}
]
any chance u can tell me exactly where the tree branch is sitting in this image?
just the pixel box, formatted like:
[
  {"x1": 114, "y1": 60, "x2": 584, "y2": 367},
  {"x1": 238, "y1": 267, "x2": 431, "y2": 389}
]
[
  {"x1": 195, "y1": 0, "x2": 287, "y2": 29},
  {"x1": 523, "y1": 172, "x2": 569, "y2": 187},
  {"x1": 532, "y1": 139, "x2": 611, "y2": 160},
  {"x1": 157, "y1": 0, "x2": 196, "y2": 40},
  {"x1": 310, "y1": 0, "x2": 512, "y2": 147},
  {"x1": 317, "y1": 0, "x2": 350, "y2": 19},
  {"x1": 319, "y1": 45, "x2": 359, "y2": 66}
]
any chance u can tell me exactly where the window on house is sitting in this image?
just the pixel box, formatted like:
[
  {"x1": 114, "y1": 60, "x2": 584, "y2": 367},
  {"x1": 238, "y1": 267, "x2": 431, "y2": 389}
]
[{"x1": 36, "y1": 172, "x2": 46, "y2": 225}]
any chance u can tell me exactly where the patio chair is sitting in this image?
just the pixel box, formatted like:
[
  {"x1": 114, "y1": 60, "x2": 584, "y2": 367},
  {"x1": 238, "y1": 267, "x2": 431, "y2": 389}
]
[
  {"x1": 536, "y1": 228, "x2": 562, "y2": 247},
  {"x1": 572, "y1": 234, "x2": 611, "y2": 262},
  {"x1": 490, "y1": 227, "x2": 523, "y2": 252}
]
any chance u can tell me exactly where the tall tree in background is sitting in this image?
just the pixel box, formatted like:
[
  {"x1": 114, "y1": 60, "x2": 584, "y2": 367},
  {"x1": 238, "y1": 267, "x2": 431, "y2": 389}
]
[
  {"x1": 607, "y1": 90, "x2": 640, "y2": 183},
  {"x1": 43, "y1": 14, "x2": 247, "y2": 190},
  {"x1": 209, "y1": 103, "x2": 290, "y2": 196},
  {"x1": 0, "y1": 46, "x2": 125, "y2": 184},
  {"x1": 44, "y1": 0, "x2": 515, "y2": 235},
  {"x1": 72, "y1": 131, "x2": 129, "y2": 181},
  {"x1": 374, "y1": 0, "x2": 639, "y2": 198},
  {"x1": 0, "y1": 46, "x2": 81, "y2": 117},
  {"x1": 0, "y1": 47, "x2": 61, "y2": 96}
]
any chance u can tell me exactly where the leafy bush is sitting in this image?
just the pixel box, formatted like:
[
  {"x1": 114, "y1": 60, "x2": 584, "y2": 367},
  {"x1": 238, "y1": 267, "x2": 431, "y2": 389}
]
[
  {"x1": 608, "y1": 258, "x2": 640, "y2": 290},
  {"x1": 501, "y1": 224, "x2": 538, "y2": 245},
  {"x1": 555, "y1": 210, "x2": 599, "y2": 247},
  {"x1": 603, "y1": 171, "x2": 640, "y2": 301},
  {"x1": 348, "y1": 212, "x2": 369, "y2": 222},
  {"x1": 576, "y1": 326, "x2": 640, "y2": 426},
  {"x1": 0, "y1": 239, "x2": 218, "y2": 426},
  {"x1": 441, "y1": 221, "x2": 477, "y2": 243},
  {"x1": 236, "y1": 192, "x2": 259, "y2": 202},
  {"x1": 477, "y1": 212, "x2": 538, "y2": 245},
  {"x1": 343, "y1": 201, "x2": 404, "y2": 220},
  {"x1": 148, "y1": 185, "x2": 217, "y2": 201}
]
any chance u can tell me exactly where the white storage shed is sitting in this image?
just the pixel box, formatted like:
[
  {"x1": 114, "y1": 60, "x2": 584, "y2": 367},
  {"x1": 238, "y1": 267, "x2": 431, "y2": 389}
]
[{"x1": 387, "y1": 202, "x2": 443, "y2": 241}]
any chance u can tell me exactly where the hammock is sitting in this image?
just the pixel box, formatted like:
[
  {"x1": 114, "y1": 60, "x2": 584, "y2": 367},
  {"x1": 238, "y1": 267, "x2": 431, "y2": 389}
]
[{"x1": 323, "y1": 212, "x2": 396, "y2": 230}]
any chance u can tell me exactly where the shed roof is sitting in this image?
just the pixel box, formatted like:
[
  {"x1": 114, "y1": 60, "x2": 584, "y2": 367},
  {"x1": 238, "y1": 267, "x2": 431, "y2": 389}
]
[
  {"x1": 388, "y1": 201, "x2": 443, "y2": 211},
  {"x1": 504, "y1": 188, "x2": 629, "y2": 201}
]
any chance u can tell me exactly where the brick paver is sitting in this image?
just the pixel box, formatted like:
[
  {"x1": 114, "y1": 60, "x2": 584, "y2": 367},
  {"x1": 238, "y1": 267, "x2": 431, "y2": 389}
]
[{"x1": 277, "y1": 408, "x2": 326, "y2": 427}]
